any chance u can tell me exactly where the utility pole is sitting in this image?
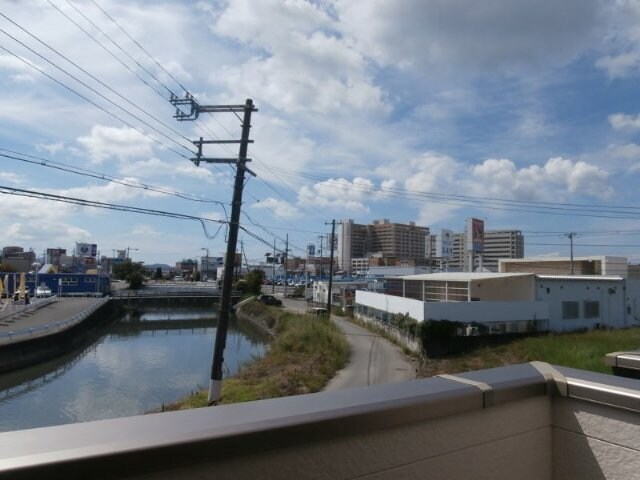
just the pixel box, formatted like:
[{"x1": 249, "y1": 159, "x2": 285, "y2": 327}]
[
  {"x1": 325, "y1": 220, "x2": 338, "y2": 314},
  {"x1": 272, "y1": 239, "x2": 276, "y2": 294},
  {"x1": 318, "y1": 235, "x2": 324, "y2": 280},
  {"x1": 283, "y1": 234, "x2": 289, "y2": 298},
  {"x1": 170, "y1": 95, "x2": 257, "y2": 405},
  {"x1": 566, "y1": 232, "x2": 576, "y2": 275}
]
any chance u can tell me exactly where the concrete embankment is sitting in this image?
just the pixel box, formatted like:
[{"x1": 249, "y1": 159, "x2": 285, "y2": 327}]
[{"x1": 0, "y1": 298, "x2": 122, "y2": 373}]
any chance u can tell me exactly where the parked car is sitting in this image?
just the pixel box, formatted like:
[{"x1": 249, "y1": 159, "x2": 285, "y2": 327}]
[{"x1": 259, "y1": 294, "x2": 282, "y2": 306}]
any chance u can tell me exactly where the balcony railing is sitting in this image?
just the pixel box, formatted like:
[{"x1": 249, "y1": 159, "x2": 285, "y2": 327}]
[{"x1": 0, "y1": 362, "x2": 639, "y2": 479}]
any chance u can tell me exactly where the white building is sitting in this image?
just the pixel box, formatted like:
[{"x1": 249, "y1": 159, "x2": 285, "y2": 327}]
[{"x1": 354, "y1": 272, "x2": 640, "y2": 333}]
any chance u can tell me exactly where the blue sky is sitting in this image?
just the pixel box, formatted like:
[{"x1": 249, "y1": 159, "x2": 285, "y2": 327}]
[{"x1": 2, "y1": 0, "x2": 640, "y2": 265}]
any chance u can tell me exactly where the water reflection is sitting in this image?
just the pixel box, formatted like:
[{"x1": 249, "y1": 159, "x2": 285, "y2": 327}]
[{"x1": 0, "y1": 306, "x2": 268, "y2": 432}]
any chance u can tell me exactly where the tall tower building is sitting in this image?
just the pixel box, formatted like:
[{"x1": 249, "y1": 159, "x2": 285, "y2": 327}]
[{"x1": 338, "y1": 219, "x2": 429, "y2": 275}]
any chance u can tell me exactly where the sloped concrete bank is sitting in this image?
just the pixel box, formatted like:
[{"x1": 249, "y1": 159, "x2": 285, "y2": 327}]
[{"x1": 0, "y1": 301, "x2": 123, "y2": 374}]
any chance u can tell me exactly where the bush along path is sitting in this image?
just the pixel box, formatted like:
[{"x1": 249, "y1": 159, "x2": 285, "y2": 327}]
[{"x1": 161, "y1": 301, "x2": 350, "y2": 411}]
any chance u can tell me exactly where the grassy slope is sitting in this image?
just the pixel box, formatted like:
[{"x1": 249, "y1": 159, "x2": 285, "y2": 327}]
[
  {"x1": 419, "y1": 328, "x2": 640, "y2": 377},
  {"x1": 164, "y1": 301, "x2": 349, "y2": 410}
]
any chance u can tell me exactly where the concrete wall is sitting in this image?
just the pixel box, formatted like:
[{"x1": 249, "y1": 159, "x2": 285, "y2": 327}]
[
  {"x1": 142, "y1": 397, "x2": 551, "y2": 480},
  {"x1": 356, "y1": 290, "x2": 426, "y2": 321},
  {"x1": 424, "y1": 300, "x2": 548, "y2": 325},
  {"x1": 553, "y1": 397, "x2": 640, "y2": 480},
  {"x1": 535, "y1": 278, "x2": 626, "y2": 331},
  {"x1": 470, "y1": 275, "x2": 535, "y2": 301}
]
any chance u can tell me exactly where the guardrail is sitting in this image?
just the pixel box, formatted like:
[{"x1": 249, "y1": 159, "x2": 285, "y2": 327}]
[
  {"x1": 111, "y1": 289, "x2": 241, "y2": 300},
  {"x1": 0, "y1": 296, "x2": 58, "y2": 322},
  {"x1": 0, "y1": 297, "x2": 110, "y2": 346}
]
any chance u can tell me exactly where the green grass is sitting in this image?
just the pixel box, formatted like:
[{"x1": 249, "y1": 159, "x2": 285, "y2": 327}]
[
  {"x1": 162, "y1": 303, "x2": 349, "y2": 410},
  {"x1": 419, "y1": 328, "x2": 640, "y2": 377}
]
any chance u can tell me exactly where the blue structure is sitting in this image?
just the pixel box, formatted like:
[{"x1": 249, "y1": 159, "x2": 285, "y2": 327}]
[{"x1": 0, "y1": 272, "x2": 111, "y2": 297}]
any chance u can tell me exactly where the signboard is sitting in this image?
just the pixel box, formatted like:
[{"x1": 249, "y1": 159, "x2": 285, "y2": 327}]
[
  {"x1": 465, "y1": 218, "x2": 484, "y2": 253},
  {"x1": 436, "y1": 229, "x2": 453, "y2": 258},
  {"x1": 307, "y1": 244, "x2": 316, "y2": 257},
  {"x1": 76, "y1": 243, "x2": 97, "y2": 257}
]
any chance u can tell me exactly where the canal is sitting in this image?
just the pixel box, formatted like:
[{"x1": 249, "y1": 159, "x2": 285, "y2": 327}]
[{"x1": 0, "y1": 306, "x2": 269, "y2": 432}]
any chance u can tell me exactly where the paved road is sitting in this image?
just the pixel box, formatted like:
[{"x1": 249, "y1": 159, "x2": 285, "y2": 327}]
[{"x1": 282, "y1": 298, "x2": 416, "y2": 390}]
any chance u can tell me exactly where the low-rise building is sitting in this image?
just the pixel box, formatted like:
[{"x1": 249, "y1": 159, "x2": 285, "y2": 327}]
[{"x1": 354, "y1": 272, "x2": 640, "y2": 333}]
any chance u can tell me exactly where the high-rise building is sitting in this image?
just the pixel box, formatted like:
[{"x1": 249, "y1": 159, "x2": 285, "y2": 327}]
[
  {"x1": 427, "y1": 229, "x2": 524, "y2": 272},
  {"x1": 338, "y1": 219, "x2": 429, "y2": 275}
]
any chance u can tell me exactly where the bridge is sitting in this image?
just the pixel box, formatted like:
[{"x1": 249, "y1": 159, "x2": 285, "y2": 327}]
[{"x1": 110, "y1": 285, "x2": 243, "y2": 302}]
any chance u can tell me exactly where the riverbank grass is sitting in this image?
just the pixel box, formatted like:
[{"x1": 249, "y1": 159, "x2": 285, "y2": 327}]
[
  {"x1": 164, "y1": 302, "x2": 349, "y2": 410},
  {"x1": 419, "y1": 327, "x2": 640, "y2": 377}
]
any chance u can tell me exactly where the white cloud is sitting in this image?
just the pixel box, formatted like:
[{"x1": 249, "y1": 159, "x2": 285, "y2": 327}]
[
  {"x1": 0, "y1": 172, "x2": 24, "y2": 184},
  {"x1": 596, "y1": 52, "x2": 640, "y2": 78},
  {"x1": 77, "y1": 125, "x2": 154, "y2": 164},
  {"x1": 298, "y1": 177, "x2": 379, "y2": 212},
  {"x1": 0, "y1": 54, "x2": 39, "y2": 82},
  {"x1": 609, "y1": 113, "x2": 640, "y2": 130},
  {"x1": 470, "y1": 157, "x2": 612, "y2": 199},
  {"x1": 335, "y1": 0, "x2": 600, "y2": 75},
  {"x1": 251, "y1": 198, "x2": 299, "y2": 219},
  {"x1": 36, "y1": 141, "x2": 66, "y2": 155},
  {"x1": 207, "y1": 0, "x2": 387, "y2": 114}
]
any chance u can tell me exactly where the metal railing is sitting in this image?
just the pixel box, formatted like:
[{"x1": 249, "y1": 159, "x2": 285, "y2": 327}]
[{"x1": 0, "y1": 297, "x2": 110, "y2": 345}]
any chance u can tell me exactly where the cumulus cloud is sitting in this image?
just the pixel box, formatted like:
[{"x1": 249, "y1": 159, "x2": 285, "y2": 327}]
[
  {"x1": 77, "y1": 125, "x2": 154, "y2": 164},
  {"x1": 470, "y1": 157, "x2": 612, "y2": 199},
  {"x1": 0, "y1": 54, "x2": 39, "y2": 82},
  {"x1": 298, "y1": 177, "x2": 378, "y2": 213},
  {"x1": 251, "y1": 198, "x2": 299, "y2": 219},
  {"x1": 335, "y1": 0, "x2": 600, "y2": 74},
  {"x1": 609, "y1": 113, "x2": 640, "y2": 130},
  {"x1": 206, "y1": 0, "x2": 387, "y2": 114}
]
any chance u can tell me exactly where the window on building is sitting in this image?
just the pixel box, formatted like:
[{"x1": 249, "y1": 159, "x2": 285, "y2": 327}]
[
  {"x1": 562, "y1": 301, "x2": 579, "y2": 320},
  {"x1": 584, "y1": 301, "x2": 600, "y2": 319},
  {"x1": 61, "y1": 278, "x2": 78, "y2": 286}
]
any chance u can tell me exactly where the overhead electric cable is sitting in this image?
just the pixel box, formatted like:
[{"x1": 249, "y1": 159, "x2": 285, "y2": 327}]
[
  {"x1": 0, "y1": 149, "x2": 229, "y2": 208},
  {"x1": 88, "y1": 0, "x2": 191, "y2": 95},
  {"x1": 0, "y1": 185, "x2": 226, "y2": 238},
  {"x1": 0, "y1": 10, "x2": 195, "y2": 149},
  {"x1": 0, "y1": 27, "x2": 195, "y2": 155},
  {"x1": 61, "y1": 0, "x2": 177, "y2": 98},
  {"x1": 0, "y1": 44, "x2": 192, "y2": 160}
]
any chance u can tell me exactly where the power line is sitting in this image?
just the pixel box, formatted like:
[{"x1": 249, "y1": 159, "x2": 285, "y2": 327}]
[
  {"x1": 0, "y1": 10, "x2": 195, "y2": 149},
  {"x1": 61, "y1": 0, "x2": 178, "y2": 98},
  {"x1": 45, "y1": 0, "x2": 168, "y2": 100},
  {"x1": 0, "y1": 26, "x2": 195, "y2": 156},
  {"x1": 88, "y1": 0, "x2": 191, "y2": 96},
  {"x1": 0, "y1": 184, "x2": 227, "y2": 238},
  {"x1": 0, "y1": 148, "x2": 230, "y2": 209},
  {"x1": 0, "y1": 43, "x2": 193, "y2": 161},
  {"x1": 258, "y1": 167, "x2": 640, "y2": 219}
]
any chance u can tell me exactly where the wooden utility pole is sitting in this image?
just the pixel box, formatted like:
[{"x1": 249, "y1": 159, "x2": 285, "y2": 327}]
[{"x1": 170, "y1": 95, "x2": 257, "y2": 405}]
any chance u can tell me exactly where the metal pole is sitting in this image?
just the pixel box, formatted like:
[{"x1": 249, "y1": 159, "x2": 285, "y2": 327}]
[
  {"x1": 272, "y1": 239, "x2": 276, "y2": 294},
  {"x1": 327, "y1": 220, "x2": 336, "y2": 314},
  {"x1": 567, "y1": 232, "x2": 575, "y2": 275},
  {"x1": 209, "y1": 98, "x2": 254, "y2": 405}
]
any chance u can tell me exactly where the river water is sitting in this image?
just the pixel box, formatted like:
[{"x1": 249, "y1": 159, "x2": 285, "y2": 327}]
[{"x1": 0, "y1": 306, "x2": 269, "y2": 432}]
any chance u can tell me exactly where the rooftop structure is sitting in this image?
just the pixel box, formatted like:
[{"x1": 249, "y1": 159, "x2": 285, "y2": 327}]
[{"x1": 500, "y1": 255, "x2": 629, "y2": 277}]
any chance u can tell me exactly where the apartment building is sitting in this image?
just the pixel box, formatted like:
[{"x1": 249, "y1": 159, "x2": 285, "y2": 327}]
[
  {"x1": 427, "y1": 229, "x2": 524, "y2": 272},
  {"x1": 338, "y1": 219, "x2": 429, "y2": 275}
]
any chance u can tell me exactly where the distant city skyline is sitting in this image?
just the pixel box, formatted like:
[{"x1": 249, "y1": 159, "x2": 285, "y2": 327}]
[{"x1": 2, "y1": 1, "x2": 640, "y2": 265}]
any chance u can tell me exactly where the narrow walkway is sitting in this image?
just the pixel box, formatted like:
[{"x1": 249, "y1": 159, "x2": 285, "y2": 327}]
[{"x1": 281, "y1": 298, "x2": 416, "y2": 390}]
